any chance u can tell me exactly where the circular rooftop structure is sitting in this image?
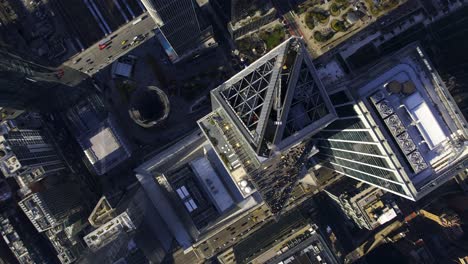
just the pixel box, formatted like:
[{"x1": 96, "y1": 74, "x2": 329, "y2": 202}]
[
  {"x1": 386, "y1": 80, "x2": 402, "y2": 93},
  {"x1": 129, "y1": 86, "x2": 170, "y2": 128},
  {"x1": 402, "y1": 81, "x2": 416, "y2": 94}
]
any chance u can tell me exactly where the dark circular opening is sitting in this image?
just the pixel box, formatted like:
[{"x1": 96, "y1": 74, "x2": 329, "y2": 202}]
[{"x1": 129, "y1": 86, "x2": 170, "y2": 128}]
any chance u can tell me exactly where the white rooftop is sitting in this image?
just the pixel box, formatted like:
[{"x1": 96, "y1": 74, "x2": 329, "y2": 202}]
[
  {"x1": 89, "y1": 128, "x2": 120, "y2": 161},
  {"x1": 354, "y1": 44, "x2": 468, "y2": 200},
  {"x1": 377, "y1": 208, "x2": 397, "y2": 225},
  {"x1": 403, "y1": 92, "x2": 446, "y2": 149}
]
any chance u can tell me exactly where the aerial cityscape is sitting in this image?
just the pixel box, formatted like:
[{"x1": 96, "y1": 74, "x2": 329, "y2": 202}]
[{"x1": 0, "y1": 0, "x2": 467, "y2": 263}]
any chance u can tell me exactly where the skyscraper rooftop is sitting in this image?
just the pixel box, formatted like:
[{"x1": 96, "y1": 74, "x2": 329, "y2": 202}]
[
  {"x1": 199, "y1": 37, "x2": 336, "y2": 214},
  {"x1": 135, "y1": 130, "x2": 264, "y2": 250},
  {"x1": 74, "y1": 111, "x2": 131, "y2": 175},
  {"x1": 314, "y1": 43, "x2": 468, "y2": 200}
]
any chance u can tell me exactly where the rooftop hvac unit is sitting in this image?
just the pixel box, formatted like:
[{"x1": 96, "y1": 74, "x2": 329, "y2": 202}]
[
  {"x1": 370, "y1": 90, "x2": 386, "y2": 104},
  {"x1": 385, "y1": 115, "x2": 405, "y2": 136},
  {"x1": 408, "y1": 151, "x2": 427, "y2": 172},
  {"x1": 377, "y1": 100, "x2": 394, "y2": 118},
  {"x1": 240, "y1": 180, "x2": 248, "y2": 187},
  {"x1": 396, "y1": 132, "x2": 416, "y2": 154}
]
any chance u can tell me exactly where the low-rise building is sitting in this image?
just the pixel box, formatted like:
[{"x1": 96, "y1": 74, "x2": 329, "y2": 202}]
[
  {"x1": 226, "y1": 211, "x2": 339, "y2": 264},
  {"x1": 211, "y1": 0, "x2": 278, "y2": 39},
  {"x1": 111, "y1": 55, "x2": 137, "y2": 79},
  {"x1": 324, "y1": 177, "x2": 399, "y2": 230}
]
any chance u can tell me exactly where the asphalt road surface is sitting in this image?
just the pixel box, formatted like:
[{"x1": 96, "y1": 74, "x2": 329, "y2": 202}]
[
  {"x1": 271, "y1": 0, "x2": 303, "y2": 38},
  {"x1": 63, "y1": 12, "x2": 156, "y2": 76}
]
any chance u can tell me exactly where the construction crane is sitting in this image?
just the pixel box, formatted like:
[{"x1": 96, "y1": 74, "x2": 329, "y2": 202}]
[
  {"x1": 345, "y1": 208, "x2": 464, "y2": 263},
  {"x1": 404, "y1": 209, "x2": 461, "y2": 228}
]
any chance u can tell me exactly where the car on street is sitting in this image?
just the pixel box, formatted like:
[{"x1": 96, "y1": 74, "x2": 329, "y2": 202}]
[
  {"x1": 132, "y1": 34, "x2": 145, "y2": 44},
  {"x1": 99, "y1": 37, "x2": 112, "y2": 50}
]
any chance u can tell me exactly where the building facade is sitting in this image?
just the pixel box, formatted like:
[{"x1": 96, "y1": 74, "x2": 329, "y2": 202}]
[
  {"x1": 18, "y1": 184, "x2": 84, "y2": 233},
  {"x1": 139, "y1": 0, "x2": 215, "y2": 62},
  {"x1": 0, "y1": 44, "x2": 88, "y2": 111}
]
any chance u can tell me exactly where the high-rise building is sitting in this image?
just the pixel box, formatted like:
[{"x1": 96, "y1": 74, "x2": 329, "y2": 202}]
[
  {"x1": 0, "y1": 121, "x2": 66, "y2": 192},
  {"x1": 0, "y1": 44, "x2": 89, "y2": 111},
  {"x1": 135, "y1": 129, "x2": 275, "y2": 261},
  {"x1": 18, "y1": 183, "x2": 84, "y2": 233},
  {"x1": 18, "y1": 183, "x2": 87, "y2": 264},
  {"x1": 139, "y1": 0, "x2": 216, "y2": 62},
  {"x1": 198, "y1": 37, "x2": 336, "y2": 214},
  {"x1": 66, "y1": 95, "x2": 131, "y2": 175},
  {"x1": 197, "y1": 38, "x2": 467, "y2": 211},
  {"x1": 210, "y1": 0, "x2": 277, "y2": 39},
  {"x1": 324, "y1": 176, "x2": 399, "y2": 230},
  {"x1": 82, "y1": 185, "x2": 172, "y2": 264},
  {"x1": 313, "y1": 43, "x2": 468, "y2": 201}
]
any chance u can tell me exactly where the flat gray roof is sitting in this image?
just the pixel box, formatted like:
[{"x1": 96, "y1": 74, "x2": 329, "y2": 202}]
[{"x1": 190, "y1": 157, "x2": 234, "y2": 213}]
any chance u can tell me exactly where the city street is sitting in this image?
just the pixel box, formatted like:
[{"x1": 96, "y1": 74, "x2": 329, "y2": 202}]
[
  {"x1": 63, "y1": 13, "x2": 156, "y2": 76},
  {"x1": 271, "y1": 0, "x2": 304, "y2": 38}
]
